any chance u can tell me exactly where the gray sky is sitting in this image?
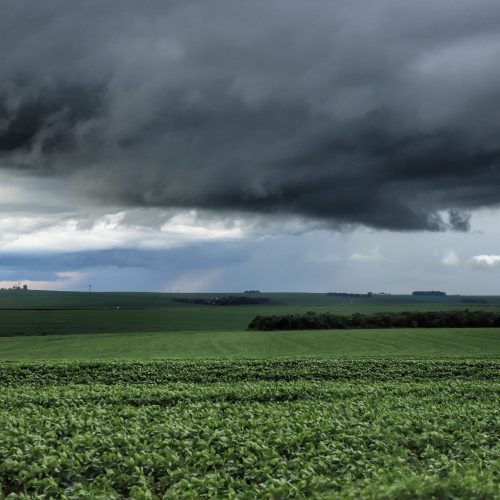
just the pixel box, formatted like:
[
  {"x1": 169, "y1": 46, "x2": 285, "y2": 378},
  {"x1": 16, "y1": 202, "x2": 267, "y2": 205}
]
[{"x1": 1, "y1": 0, "x2": 500, "y2": 292}]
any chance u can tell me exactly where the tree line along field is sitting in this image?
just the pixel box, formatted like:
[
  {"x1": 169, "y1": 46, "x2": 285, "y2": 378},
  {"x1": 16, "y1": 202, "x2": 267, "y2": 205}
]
[
  {"x1": 0, "y1": 359, "x2": 498, "y2": 498},
  {"x1": 249, "y1": 309, "x2": 500, "y2": 330}
]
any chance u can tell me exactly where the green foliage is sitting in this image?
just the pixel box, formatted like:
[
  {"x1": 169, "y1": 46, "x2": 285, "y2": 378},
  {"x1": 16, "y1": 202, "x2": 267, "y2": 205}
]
[
  {"x1": 0, "y1": 359, "x2": 498, "y2": 498},
  {"x1": 0, "y1": 358, "x2": 498, "y2": 385},
  {"x1": 248, "y1": 309, "x2": 500, "y2": 331}
]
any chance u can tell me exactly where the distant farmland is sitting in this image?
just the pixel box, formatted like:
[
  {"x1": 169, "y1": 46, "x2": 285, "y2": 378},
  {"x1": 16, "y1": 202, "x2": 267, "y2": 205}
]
[
  {"x1": 2, "y1": 289, "x2": 500, "y2": 337},
  {"x1": 3, "y1": 289, "x2": 500, "y2": 309}
]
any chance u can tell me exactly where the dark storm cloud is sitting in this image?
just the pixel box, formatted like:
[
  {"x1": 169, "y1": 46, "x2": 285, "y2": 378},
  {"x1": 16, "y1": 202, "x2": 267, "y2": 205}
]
[
  {"x1": 1, "y1": 0, "x2": 500, "y2": 230},
  {"x1": 0, "y1": 80, "x2": 104, "y2": 163}
]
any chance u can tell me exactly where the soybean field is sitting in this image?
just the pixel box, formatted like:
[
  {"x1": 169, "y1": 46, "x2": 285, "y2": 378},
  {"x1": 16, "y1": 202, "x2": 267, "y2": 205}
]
[{"x1": 0, "y1": 359, "x2": 498, "y2": 498}]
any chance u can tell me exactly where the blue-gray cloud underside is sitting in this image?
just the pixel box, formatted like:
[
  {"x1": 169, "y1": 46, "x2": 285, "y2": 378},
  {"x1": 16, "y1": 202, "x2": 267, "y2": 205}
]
[{"x1": 2, "y1": 231, "x2": 500, "y2": 294}]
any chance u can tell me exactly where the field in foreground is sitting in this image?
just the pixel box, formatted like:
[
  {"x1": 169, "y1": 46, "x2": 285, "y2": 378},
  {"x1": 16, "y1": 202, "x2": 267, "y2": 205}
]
[
  {"x1": 0, "y1": 359, "x2": 498, "y2": 498},
  {"x1": 0, "y1": 328, "x2": 499, "y2": 359},
  {"x1": 1, "y1": 292, "x2": 498, "y2": 498}
]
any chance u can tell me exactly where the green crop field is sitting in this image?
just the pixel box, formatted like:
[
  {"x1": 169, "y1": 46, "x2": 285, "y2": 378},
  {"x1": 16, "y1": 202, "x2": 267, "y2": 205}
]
[
  {"x1": 1, "y1": 290, "x2": 499, "y2": 497},
  {"x1": 0, "y1": 328, "x2": 499, "y2": 360},
  {"x1": 0, "y1": 359, "x2": 498, "y2": 498}
]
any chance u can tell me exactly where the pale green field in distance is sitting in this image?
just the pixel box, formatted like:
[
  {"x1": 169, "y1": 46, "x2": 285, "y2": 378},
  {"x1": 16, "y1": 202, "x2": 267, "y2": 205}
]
[
  {"x1": 1, "y1": 328, "x2": 498, "y2": 359},
  {"x1": 2, "y1": 289, "x2": 500, "y2": 309}
]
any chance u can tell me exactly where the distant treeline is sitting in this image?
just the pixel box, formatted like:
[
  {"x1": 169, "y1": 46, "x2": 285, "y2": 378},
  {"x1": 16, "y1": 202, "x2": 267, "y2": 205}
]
[
  {"x1": 412, "y1": 291, "x2": 447, "y2": 297},
  {"x1": 326, "y1": 292, "x2": 372, "y2": 298},
  {"x1": 173, "y1": 296, "x2": 270, "y2": 306},
  {"x1": 248, "y1": 310, "x2": 500, "y2": 331}
]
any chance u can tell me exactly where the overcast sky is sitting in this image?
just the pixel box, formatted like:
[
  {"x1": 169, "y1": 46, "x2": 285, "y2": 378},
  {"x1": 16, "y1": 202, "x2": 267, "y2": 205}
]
[{"x1": 1, "y1": 0, "x2": 500, "y2": 293}]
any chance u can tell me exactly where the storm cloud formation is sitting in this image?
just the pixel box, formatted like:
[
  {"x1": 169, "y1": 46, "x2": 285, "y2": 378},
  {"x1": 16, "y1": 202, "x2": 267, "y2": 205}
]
[{"x1": 1, "y1": 0, "x2": 500, "y2": 231}]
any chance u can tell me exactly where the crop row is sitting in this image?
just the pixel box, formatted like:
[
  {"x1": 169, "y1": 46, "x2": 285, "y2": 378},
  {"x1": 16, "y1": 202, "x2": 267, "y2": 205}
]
[
  {"x1": 0, "y1": 358, "x2": 498, "y2": 386},
  {"x1": 1, "y1": 378, "x2": 498, "y2": 498},
  {"x1": 1, "y1": 379, "x2": 496, "y2": 409}
]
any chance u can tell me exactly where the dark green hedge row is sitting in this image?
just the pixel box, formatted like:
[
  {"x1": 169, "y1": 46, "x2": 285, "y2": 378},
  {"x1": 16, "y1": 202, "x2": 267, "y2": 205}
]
[{"x1": 248, "y1": 309, "x2": 500, "y2": 331}]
